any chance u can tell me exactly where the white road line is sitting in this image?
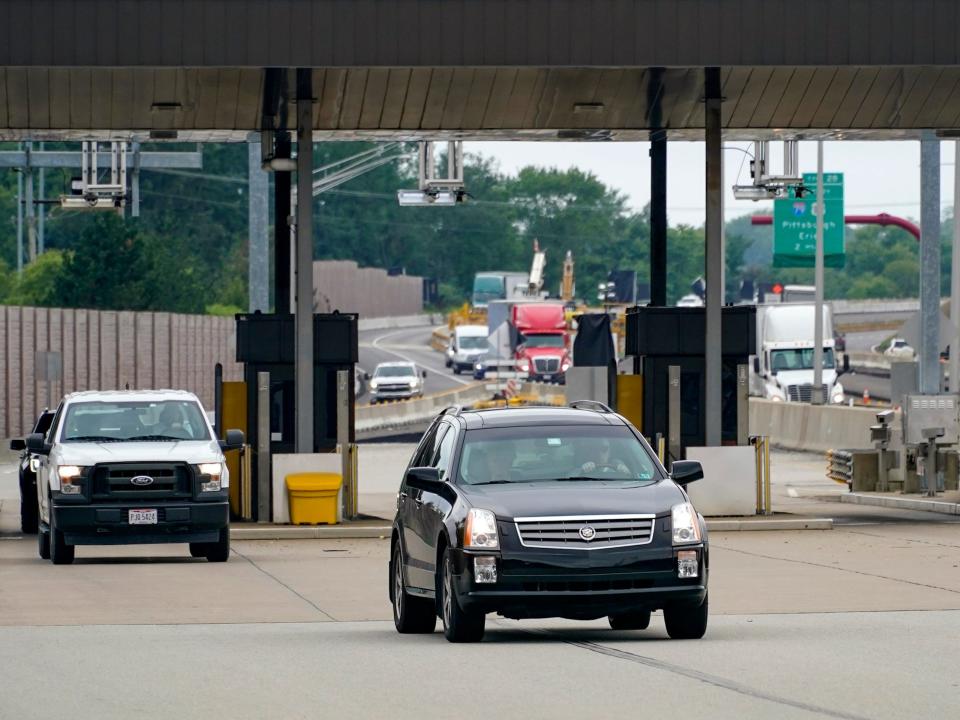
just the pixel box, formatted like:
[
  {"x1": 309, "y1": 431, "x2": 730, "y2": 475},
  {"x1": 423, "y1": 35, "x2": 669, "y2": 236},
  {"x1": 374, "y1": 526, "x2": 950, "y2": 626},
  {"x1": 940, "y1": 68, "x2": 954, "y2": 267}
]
[{"x1": 371, "y1": 328, "x2": 474, "y2": 386}]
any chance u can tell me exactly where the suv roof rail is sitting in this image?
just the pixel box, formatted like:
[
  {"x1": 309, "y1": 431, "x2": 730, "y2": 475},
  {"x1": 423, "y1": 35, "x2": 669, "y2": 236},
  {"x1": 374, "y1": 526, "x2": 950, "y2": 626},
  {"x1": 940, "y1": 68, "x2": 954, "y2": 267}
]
[
  {"x1": 439, "y1": 405, "x2": 463, "y2": 417},
  {"x1": 568, "y1": 400, "x2": 613, "y2": 413}
]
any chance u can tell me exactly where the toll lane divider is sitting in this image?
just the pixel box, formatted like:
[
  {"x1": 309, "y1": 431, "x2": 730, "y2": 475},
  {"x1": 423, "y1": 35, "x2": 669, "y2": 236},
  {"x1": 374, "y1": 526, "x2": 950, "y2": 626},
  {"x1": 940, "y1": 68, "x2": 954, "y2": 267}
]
[{"x1": 750, "y1": 398, "x2": 877, "y2": 453}]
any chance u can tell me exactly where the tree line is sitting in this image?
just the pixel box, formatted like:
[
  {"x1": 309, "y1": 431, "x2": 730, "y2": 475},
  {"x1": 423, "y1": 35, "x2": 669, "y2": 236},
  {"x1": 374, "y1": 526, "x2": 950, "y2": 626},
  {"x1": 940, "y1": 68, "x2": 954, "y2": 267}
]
[{"x1": 0, "y1": 141, "x2": 950, "y2": 314}]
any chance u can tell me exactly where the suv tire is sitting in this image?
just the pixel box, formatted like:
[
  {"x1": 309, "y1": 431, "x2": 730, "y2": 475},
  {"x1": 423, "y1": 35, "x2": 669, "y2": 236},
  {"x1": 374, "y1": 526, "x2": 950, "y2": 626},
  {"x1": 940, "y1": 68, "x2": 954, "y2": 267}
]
[
  {"x1": 608, "y1": 609, "x2": 651, "y2": 630},
  {"x1": 205, "y1": 529, "x2": 230, "y2": 562},
  {"x1": 38, "y1": 524, "x2": 51, "y2": 560},
  {"x1": 391, "y1": 542, "x2": 436, "y2": 634},
  {"x1": 50, "y1": 519, "x2": 75, "y2": 565},
  {"x1": 664, "y1": 594, "x2": 708, "y2": 639},
  {"x1": 21, "y1": 491, "x2": 39, "y2": 534},
  {"x1": 440, "y1": 551, "x2": 485, "y2": 643},
  {"x1": 189, "y1": 543, "x2": 208, "y2": 558}
]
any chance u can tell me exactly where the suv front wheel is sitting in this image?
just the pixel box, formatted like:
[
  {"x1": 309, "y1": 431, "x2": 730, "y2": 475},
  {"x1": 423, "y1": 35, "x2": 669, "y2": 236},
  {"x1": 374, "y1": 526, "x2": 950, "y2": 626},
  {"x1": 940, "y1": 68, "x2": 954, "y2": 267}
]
[
  {"x1": 391, "y1": 542, "x2": 436, "y2": 633},
  {"x1": 439, "y1": 550, "x2": 485, "y2": 643},
  {"x1": 664, "y1": 593, "x2": 708, "y2": 639}
]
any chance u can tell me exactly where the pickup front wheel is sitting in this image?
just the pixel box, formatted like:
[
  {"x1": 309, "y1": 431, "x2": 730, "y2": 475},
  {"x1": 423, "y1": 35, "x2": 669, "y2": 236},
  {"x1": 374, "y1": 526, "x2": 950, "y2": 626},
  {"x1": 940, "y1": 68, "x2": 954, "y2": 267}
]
[
  {"x1": 50, "y1": 521, "x2": 75, "y2": 565},
  {"x1": 204, "y1": 529, "x2": 230, "y2": 562}
]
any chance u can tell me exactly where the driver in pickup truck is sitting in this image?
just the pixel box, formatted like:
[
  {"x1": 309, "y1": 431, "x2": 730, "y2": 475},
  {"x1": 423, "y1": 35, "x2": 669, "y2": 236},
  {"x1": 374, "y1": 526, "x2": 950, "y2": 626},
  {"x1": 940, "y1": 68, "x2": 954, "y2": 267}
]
[{"x1": 155, "y1": 405, "x2": 188, "y2": 438}]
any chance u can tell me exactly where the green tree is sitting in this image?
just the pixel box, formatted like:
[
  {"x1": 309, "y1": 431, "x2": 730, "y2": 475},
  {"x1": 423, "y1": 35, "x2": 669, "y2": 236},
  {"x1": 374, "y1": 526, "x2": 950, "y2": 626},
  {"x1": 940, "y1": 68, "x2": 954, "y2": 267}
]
[{"x1": 4, "y1": 250, "x2": 67, "y2": 306}]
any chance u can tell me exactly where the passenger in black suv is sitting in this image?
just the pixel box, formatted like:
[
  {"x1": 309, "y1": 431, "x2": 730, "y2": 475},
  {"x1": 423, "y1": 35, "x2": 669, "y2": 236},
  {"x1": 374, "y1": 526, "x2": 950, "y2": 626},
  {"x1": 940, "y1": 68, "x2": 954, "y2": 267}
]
[{"x1": 389, "y1": 402, "x2": 709, "y2": 643}]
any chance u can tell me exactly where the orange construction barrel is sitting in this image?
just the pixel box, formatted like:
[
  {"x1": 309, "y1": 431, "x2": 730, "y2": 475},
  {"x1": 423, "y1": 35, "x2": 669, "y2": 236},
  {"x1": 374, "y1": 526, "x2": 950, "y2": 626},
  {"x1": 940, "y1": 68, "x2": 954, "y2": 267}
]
[{"x1": 286, "y1": 472, "x2": 342, "y2": 525}]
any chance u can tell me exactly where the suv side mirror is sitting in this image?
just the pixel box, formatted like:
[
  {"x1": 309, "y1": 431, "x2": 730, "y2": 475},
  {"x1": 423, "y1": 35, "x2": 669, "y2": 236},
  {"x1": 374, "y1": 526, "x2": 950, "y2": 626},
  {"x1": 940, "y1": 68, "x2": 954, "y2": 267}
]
[
  {"x1": 25, "y1": 433, "x2": 50, "y2": 455},
  {"x1": 406, "y1": 466, "x2": 442, "y2": 490},
  {"x1": 220, "y1": 429, "x2": 245, "y2": 451},
  {"x1": 9, "y1": 438, "x2": 25, "y2": 452},
  {"x1": 670, "y1": 460, "x2": 704, "y2": 485}
]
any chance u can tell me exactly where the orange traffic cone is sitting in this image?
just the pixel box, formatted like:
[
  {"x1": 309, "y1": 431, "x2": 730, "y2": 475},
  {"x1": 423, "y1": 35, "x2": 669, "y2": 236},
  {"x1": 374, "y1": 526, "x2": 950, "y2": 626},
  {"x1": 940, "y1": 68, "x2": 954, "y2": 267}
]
[{"x1": 863, "y1": 388, "x2": 870, "y2": 405}]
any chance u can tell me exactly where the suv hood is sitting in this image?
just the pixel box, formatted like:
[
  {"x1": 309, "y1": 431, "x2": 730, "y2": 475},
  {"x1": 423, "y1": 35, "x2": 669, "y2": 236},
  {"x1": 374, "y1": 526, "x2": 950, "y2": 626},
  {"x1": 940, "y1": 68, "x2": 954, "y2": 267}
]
[
  {"x1": 56, "y1": 440, "x2": 223, "y2": 465},
  {"x1": 460, "y1": 479, "x2": 685, "y2": 519}
]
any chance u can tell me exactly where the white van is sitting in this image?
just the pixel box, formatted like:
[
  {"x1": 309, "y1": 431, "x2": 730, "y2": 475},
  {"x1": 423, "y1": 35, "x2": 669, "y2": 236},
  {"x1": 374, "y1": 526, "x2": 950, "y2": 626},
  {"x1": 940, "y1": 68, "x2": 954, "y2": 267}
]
[{"x1": 446, "y1": 324, "x2": 489, "y2": 374}]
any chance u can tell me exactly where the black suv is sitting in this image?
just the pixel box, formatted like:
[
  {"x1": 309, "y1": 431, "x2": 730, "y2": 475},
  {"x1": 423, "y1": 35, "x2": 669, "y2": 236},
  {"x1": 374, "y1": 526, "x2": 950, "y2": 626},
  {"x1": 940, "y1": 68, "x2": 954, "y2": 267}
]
[
  {"x1": 10, "y1": 409, "x2": 55, "y2": 534},
  {"x1": 389, "y1": 403, "x2": 708, "y2": 643}
]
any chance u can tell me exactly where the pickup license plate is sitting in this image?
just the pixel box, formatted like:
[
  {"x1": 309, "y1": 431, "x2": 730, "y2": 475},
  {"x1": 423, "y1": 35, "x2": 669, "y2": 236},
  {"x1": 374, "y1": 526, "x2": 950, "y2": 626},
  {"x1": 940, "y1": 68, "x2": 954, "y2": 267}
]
[{"x1": 129, "y1": 509, "x2": 158, "y2": 525}]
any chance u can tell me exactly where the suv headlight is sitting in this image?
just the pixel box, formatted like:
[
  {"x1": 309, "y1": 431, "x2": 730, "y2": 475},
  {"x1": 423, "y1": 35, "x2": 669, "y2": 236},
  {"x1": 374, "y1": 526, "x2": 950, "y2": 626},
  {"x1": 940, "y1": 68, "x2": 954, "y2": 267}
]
[
  {"x1": 671, "y1": 502, "x2": 702, "y2": 545},
  {"x1": 58, "y1": 465, "x2": 88, "y2": 494},
  {"x1": 464, "y1": 508, "x2": 499, "y2": 549},
  {"x1": 197, "y1": 462, "x2": 224, "y2": 492}
]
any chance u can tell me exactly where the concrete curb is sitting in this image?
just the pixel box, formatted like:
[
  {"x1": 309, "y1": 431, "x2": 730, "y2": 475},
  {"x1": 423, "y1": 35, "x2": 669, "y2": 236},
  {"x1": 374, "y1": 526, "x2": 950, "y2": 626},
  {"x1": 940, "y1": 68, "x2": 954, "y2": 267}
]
[
  {"x1": 231, "y1": 517, "x2": 833, "y2": 540},
  {"x1": 839, "y1": 493, "x2": 960, "y2": 516},
  {"x1": 706, "y1": 518, "x2": 834, "y2": 531},
  {"x1": 232, "y1": 525, "x2": 393, "y2": 540}
]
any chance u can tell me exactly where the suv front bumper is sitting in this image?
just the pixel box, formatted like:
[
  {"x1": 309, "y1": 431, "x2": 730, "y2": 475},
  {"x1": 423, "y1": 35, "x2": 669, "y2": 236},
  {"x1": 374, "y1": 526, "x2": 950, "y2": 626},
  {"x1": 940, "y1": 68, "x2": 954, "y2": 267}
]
[
  {"x1": 52, "y1": 500, "x2": 228, "y2": 545},
  {"x1": 450, "y1": 544, "x2": 707, "y2": 620}
]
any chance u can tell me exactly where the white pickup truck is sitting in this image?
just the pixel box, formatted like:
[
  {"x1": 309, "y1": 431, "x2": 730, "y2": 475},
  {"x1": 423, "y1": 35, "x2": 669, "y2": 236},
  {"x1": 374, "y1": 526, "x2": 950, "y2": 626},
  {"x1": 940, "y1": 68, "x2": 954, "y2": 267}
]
[{"x1": 26, "y1": 389, "x2": 243, "y2": 565}]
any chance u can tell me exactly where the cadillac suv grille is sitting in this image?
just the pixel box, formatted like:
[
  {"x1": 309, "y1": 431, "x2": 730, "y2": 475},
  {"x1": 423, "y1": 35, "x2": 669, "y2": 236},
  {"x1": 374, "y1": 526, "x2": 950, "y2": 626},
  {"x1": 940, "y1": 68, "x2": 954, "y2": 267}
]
[{"x1": 515, "y1": 515, "x2": 656, "y2": 549}]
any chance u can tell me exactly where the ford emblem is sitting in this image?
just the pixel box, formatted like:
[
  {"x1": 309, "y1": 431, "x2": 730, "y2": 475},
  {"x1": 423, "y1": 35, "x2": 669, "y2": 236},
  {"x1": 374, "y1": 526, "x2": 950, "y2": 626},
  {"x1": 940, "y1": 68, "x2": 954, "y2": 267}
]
[
  {"x1": 579, "y1": 525, "x2": 596, "y2": 542},
  {"x1": 130, "y1": 475, "x2": 154, "y2": 486}
]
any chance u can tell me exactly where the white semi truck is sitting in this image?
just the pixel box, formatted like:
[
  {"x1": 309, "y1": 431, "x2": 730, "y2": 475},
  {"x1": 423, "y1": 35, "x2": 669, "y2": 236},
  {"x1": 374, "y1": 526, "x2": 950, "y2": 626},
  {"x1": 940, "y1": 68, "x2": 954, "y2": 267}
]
[{"x1": 750, "y1": 303, "x2": 849, "y2": 403}]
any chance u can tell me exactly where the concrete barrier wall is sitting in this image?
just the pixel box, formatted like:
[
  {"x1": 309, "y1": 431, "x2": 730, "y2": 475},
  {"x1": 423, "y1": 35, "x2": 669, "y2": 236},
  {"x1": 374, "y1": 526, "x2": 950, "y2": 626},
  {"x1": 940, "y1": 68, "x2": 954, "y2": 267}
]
[
  {"x1": 750, "y1": 398, "x2": 877, "y2": 452},
  {"x1": 313, "y1": 260, "x2": 423, "y2": 318},
  {"x1": 356, "y1": 384, "x2": 491, "y2": 433},
  {"x1": 0, "y1": 304, "x2": 242, "y2": 437}
]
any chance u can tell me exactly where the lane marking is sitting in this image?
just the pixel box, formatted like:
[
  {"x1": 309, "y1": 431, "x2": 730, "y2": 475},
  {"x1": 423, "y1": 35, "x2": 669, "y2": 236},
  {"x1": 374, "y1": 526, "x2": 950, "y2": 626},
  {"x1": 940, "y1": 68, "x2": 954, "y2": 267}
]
[{"x1": 536, "y1": 633, "x2": 872, "y2": 720}]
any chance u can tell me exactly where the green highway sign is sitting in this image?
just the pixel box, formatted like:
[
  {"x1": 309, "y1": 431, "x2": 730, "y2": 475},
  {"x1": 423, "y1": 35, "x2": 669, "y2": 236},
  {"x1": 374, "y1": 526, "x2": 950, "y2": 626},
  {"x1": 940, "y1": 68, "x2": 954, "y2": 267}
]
[{"x1": 773, "y1": 173, "x2": 845, "y2": 268}]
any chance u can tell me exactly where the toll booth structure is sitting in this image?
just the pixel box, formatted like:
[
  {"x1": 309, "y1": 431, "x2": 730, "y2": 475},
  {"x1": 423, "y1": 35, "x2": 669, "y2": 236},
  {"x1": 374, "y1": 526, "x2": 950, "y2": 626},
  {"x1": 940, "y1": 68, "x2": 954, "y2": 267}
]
[
  {"x1": 234, "y1": 311, "x2": 358, "y2": 520},
  {"x1": 625, "y1": 305, "x2": 756, "y2": 460}
]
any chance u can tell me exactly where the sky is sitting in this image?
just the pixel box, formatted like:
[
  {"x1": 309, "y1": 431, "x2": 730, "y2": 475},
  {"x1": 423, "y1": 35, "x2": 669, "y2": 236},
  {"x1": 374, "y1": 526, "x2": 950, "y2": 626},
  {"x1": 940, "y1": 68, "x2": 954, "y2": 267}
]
[{"x1": 471, "y1": 140, "x2": 960, "y2": 228}]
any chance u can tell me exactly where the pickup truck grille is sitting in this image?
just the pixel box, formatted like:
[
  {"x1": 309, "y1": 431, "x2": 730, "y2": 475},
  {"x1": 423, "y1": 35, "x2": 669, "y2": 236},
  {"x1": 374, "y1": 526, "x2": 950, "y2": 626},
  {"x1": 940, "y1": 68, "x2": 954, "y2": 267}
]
[
  {"x1": 787, "y1": 384, "x2": 828, "y2": 402},
  {"x1": 533, "y1": 357, "x2": 561, "y2": 374},
  {"x1": 515, "y1": 515, "x2": 657, "y2": 549},
  {"x1": 91, "y1": 463, "x2": 192, "y2": 501}
]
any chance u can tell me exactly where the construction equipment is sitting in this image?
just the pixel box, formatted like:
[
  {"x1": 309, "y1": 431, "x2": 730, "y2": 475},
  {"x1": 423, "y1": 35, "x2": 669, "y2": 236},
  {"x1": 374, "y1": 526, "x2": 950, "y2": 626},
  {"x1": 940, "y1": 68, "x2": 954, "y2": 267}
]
[
  {"x1": 561, "y1": 250, "x2": 575, "y2": 303},
  {"x1": 527, "y1": 240, "x2": 547, "y2": 297}
]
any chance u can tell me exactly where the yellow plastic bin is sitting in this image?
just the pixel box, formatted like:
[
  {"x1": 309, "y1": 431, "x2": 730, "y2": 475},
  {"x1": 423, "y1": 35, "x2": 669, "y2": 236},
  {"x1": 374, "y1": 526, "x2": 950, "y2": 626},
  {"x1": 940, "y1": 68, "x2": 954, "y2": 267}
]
[{"x1": 286, "y1": 472, "x2": 342, "y2": 525}]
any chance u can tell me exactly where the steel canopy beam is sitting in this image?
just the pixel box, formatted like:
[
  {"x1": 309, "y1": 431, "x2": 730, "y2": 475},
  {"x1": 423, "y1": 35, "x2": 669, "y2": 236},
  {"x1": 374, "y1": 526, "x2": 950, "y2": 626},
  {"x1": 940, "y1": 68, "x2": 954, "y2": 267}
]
[{"x1": 0, "y1": 151, "x2": 202, "y2": 169}]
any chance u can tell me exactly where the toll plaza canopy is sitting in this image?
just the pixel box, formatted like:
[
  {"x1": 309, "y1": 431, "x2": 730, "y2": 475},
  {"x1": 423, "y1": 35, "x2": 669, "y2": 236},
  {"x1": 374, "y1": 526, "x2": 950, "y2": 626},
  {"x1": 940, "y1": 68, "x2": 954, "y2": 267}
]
[{"x1": 1, "y1": 0, "x2": 960, "y2": 140}]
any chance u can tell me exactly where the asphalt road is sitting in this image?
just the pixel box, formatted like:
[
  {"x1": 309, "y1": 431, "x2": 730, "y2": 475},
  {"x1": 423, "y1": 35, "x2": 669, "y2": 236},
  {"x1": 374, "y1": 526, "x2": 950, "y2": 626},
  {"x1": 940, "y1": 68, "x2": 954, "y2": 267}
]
[
  {"x1": 3, "y1": 456, "x2": 960, "y2": 719},
  {"x1": 357, "y1": 324, "x2": 473, "y2": 404}
]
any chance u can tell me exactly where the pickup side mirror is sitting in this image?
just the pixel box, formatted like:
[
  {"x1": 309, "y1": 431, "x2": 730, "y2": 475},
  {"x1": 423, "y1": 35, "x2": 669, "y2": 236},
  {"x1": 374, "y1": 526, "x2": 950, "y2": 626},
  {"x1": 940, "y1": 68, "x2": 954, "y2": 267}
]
[
  {"x1": 670, "y1": 460, "x2": 704, "y2": 486},
  {"x1": 753, "y1": 357, "x2": 760, "y2": 374},
  {"x1": 422, "y1": 370, "x2": 428, "y2": 379},
  {"x1": 25, "y1": 433, "x2": 50, "y2": 455},
  {"x1": 842, "y1": 354, "x2": 850, "y2": 374},
  {"x1": 9, "y1": 438, "x2": 26, "y2": 452},
  {"x1": 220, "y1": 429, "x2": 245, "y2": 451},
  {"x1": 364, "y1": 372, "x2": 371, "y2": 381},
  {"x1": 406, "y1": 466, "x2": 442, "y2": 490}
]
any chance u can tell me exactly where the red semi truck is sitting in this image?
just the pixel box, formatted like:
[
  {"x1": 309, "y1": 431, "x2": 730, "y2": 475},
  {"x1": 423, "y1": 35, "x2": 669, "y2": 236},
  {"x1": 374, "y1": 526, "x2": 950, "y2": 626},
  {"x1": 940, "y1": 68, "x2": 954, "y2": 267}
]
[{"x1": 512, "y1": 303, "x2": 571, "y2": 384}]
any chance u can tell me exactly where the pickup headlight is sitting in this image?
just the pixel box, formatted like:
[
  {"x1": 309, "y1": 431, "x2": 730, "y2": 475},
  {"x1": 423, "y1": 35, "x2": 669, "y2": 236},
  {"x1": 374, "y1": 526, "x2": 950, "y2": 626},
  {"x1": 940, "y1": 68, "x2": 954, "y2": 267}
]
[
  {"x1": 671, "y1": 502, "x2": 702, "y2": 545},
  {"x1": 369, "y1": 379, "x2": 380, "y2": 390},
  {"x1": 197, "y1": 462, "x2": 224, "y2": 492},
  {"x1": 58, "y1": 465, "x2": 88, "y2": 494},
  {"x1": 464, "y1": 508, "x2": 499, "y2": 549}
]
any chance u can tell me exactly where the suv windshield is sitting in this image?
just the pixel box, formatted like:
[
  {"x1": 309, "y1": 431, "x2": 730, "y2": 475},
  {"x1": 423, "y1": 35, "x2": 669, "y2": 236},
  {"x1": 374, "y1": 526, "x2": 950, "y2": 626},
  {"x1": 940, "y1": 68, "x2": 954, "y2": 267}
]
[
  {"x1": 458, "y1": 425, "x2": 660, "y2": 485},
  {"x1": 61, "y1": 400, "x2": 211, "y2": 442},
  {"x1": 375, "y1": 365, "x2": 416, "y2": 378}
]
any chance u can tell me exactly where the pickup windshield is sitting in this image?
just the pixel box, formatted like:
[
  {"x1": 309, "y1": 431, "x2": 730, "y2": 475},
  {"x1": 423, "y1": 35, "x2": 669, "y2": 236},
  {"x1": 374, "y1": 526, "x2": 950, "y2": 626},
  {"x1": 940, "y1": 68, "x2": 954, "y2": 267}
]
[
  {"x1": 458, "y1": 425, "x2": 660, "y2": 485},
  {"x1": 61, "y1": 400, "x2": 210, "y2": 442}
]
